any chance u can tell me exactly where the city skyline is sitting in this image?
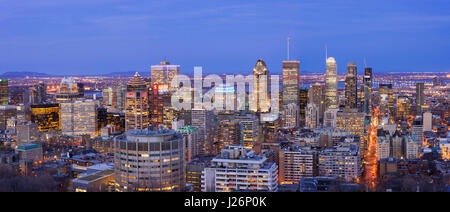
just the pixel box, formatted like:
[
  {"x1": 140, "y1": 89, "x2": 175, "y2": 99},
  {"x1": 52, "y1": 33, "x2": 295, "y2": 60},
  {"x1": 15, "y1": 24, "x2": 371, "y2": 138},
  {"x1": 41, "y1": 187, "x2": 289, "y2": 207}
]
[{"x1": 1, "y1": 0, "x2": 450, "y2": 75}]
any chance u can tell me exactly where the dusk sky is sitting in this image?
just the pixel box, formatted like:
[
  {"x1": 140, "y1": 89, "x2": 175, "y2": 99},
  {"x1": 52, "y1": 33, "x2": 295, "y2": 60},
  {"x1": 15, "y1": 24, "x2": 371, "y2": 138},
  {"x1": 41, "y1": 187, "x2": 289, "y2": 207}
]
[{"x1": 0, "y1": 0, "x2": 449, "y2": 75}]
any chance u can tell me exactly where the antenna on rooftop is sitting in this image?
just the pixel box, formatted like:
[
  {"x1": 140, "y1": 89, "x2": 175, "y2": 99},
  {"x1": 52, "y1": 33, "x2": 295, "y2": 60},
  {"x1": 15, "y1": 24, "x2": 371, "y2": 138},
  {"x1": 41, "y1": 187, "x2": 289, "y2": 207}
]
[
  {"x1": 287, "y1": 36, "x2": 291, "y2": 61},
  {"x1": 325, "y1": 44, "x2": 328, "y2": 61}
]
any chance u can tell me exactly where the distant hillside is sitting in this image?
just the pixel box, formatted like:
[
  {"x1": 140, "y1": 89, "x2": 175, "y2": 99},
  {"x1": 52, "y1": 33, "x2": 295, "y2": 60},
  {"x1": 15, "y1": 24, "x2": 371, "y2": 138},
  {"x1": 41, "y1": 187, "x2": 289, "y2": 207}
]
[{"x1": 0, "y1": 72, "x2": 50, "y2": 78}]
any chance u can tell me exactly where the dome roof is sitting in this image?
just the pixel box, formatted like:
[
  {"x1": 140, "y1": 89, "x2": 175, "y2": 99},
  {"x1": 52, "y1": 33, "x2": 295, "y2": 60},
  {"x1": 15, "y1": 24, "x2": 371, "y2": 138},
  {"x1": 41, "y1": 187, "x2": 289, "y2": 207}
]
[{"x1": 326, "y1": 57, "x2": 336, "y2": 63}]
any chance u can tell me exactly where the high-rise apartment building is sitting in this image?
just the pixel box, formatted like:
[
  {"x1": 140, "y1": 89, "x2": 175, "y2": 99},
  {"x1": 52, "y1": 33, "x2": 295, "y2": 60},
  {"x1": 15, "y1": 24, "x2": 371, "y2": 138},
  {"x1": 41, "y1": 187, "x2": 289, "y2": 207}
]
[
  {"x1": 279, "y1": 146, "x2": 314, "y2": 184},
  {"x1": 318, "y1": 144, "x2": 361, "y2": 182},
  {"x1": 201, "y1": 145, "x2": 278, "y2": 192}
]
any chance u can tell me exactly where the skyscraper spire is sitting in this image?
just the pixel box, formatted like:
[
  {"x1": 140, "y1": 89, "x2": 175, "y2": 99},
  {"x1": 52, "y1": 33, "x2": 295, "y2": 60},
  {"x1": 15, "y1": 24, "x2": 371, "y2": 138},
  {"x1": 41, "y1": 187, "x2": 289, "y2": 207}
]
[{"x1": 325, "y1": 44, "x2": 328, "y2": 61}]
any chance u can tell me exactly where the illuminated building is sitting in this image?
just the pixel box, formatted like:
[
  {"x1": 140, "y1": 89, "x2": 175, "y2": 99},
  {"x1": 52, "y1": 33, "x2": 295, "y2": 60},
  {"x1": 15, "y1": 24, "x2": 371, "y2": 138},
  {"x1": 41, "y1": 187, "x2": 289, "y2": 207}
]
[
  {"x1": 177, "y1": 126, "x2": 199, "y2": 163},
  {"x1": 191, "y1": 109, "x2": 216, "y2": 155},
  {"x1": 396, "y1": 95, "x2": 411, "y2": 121},
  {"x1": 56, "y1": 77, "x2": 84, "y2": 103},
  {"x1": 433, "y1": 76, "x2": 443, "y2": 87},
  {"x1": 260, "y1": 113, "x2": 280, "y2": 142},
  {"x1": 150, "y1": 86, "x2": 178, "y2": 129},
  {"x1": 150, "y1": 61, "x2": 180, "y2": 92},
  {"x1": 186, "y1": 161, "x2": 206, "y2": 192},
  {"x1": 379, "y1": 84, "x2": 394, "y2": 118},
  {"x1": 106, "y1": 112, "x2": 125, "y2": 133},
  {"x1": 102, "y1": 87, "x2": 117, "y2": 107},
  {"x1": 323, "y1": 108, "x2": 339, "y2": 128},
  {"x1": 0, "y1": 105, "x2": 17, "y2": 130},
  {"x1": 60, "y1": 99, "x2": 99, "y2": 137},
  {"x1": 214, "y1": 120, "x2": 242, "y2": 154},
  {"x1": 391, "y1": 131, "x2": 403, "y2": 158},
  {"x1": 335, "y1": 109, "x2": 366, "y2": 153},
  {"x1": 318, "y1": 144, "x2": 361, "y2": 182},
  {"x1": 308, "y1": 83, "x2": 325, "y2": 123},
  {"x1": 201, "y1": 145, "x2": 278, "y2": 192},
  {"x1": 360, "y1": 68, "x2": 372, "y2": 113},
  {"x1": 405, "y1": 135, "x2": 420, "y2": 160},
  {"x1": 345, "y1": 62, "x2": 358, "y2": 109},
  {"x1": 325, "y1": 57, "x2": 338, "y2": 110},
  {"x1": 305, "y1": 103, "x2": 319, "y2": 128},
  {"x1": 30, "y1": 103, "x2": 60, "y2": 132},
  {"x1": 281, "y1": 103, "x2": 299, "y2": 128},
  {"x1": 411, "y1": 119, "x2": 423, "y2": 143},
  {"x1": 377, "y1": 129, "x2": 391, "y2": 160},
  {"x1": 251, "y1": 59, "x2": 270, "y2": 113},
  {"x1": 16, "y1": 121, "x2": 39, "y2": 145},
  {"x1": 416, "y1": 82, "x2": 424, "y2": 113},
  {"x1": 279, "y1": 146, "x2": 314, "y2": 184},
  {"x1": 299, "y1": 87, "x2": 308, "y2": 123},
  {"x1": 29, "y1": 82, "x2": 46, "y2": 105},
  {"x1": 114, "y1": 128, "x2": 185, "y2": 192},
  {"x1": 72, "y1": 164, "x2": 115, "y2": 192},
  {"x1": 117, "y1": 83, "x2": 127, "y2": 111},
  {"x1": 234, "y1": 111, "x2": 260, "y2": 149},
  {"x1": 125, "y1": 72, "x2": 149, "y2": 131},
  {"x1": 423, "y1": 111, "x2": 432, "y2": 132},
  {"x1": 282, "y1": 60, "x2": 300, "y2": 109},
  {"x1": 0, "y1": 79, "x2": 8, "y2": 105}
]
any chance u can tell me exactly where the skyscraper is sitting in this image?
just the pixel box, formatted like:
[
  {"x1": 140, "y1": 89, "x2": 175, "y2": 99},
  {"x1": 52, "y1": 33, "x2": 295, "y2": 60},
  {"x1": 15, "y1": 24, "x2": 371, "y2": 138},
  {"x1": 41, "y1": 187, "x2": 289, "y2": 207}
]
[
  {"x1": 396, "y1": 95, "x2": 412, "y2": 122},
  {"x1": 60, "y1": 99, "x2": 99, "y2": 137},
  {"x1": 281, "y1": 60, "x2": 300, "y2": 109},
  {"x1": 0, "y1": 79, "x2": 8, "y2": 105},
  {"x1": 150, "y1": 61, "x2": 180, "y2": 92},
  {"x1": 379, "y1": 84, "x2": 394, "y2": 118},
  {"x1": 299, "y1": 87, "x2": 308, "y2": 122},
  {"x1": 345, "y1": 62, "x2": 358, "y2": 109},
  {"x1": 325, "y1": 57, "x2": 338, "y2": 110},
  {"x1": 416, "y1": 82, "x2": 424, "y2": 114},
  {"x1": 360, "y1": 67, "x2": 373, "y2": 113},
  {"x1": 125, "y1": 72, "x2": 149, "y2": 131},
  {"x1": 251, "y1": 59, "x2": 270, "y2": 113},
  {"x1": 308, "y1": 83, "x2": 326, "y2": 123}
]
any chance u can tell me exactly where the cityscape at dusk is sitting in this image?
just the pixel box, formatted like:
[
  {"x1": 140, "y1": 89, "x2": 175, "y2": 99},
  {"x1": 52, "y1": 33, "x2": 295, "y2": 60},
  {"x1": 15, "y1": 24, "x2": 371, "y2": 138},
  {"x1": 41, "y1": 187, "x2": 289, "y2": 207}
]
[{"x1": 0, "y1": 0, "x2": 449, "y2": 206}]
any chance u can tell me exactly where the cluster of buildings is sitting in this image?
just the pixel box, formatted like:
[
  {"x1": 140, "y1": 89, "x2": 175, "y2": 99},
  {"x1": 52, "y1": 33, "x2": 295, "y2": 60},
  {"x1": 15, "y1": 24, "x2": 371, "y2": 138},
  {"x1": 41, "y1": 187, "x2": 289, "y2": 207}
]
[{"x1": 0, "y1": 56, "x2": 448, "y2": 192}]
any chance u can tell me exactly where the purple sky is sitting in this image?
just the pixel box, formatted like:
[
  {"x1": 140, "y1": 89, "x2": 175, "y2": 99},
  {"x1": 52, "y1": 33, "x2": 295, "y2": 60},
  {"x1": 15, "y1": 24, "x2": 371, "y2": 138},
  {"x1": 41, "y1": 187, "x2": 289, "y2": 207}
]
[{"x1": 0, "y1": 0, "x2": 449, "y2": 75}]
